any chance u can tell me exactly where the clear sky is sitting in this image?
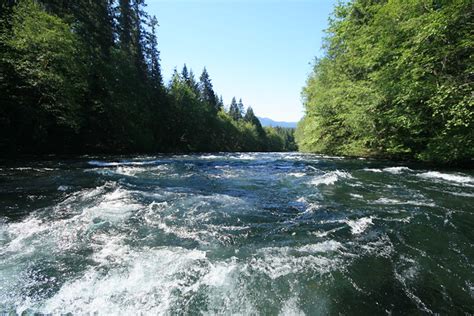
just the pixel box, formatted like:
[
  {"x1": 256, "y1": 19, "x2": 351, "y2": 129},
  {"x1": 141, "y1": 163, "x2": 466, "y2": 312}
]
[{"x1": 146, "y1": 0, "x2": 336, "y2": 122}]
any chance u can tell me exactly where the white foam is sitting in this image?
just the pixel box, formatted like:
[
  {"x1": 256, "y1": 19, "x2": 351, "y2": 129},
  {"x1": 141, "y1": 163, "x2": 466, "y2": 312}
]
[
  {"x1": 202, "y1": 261, "x2": 237, "y2": 287},
  {"x1": 2, "y1": 218, "x2": 48, "y2": 254},
  {"x1": 57, "y1": 185, "x2": 69, "y2": 191},
  {"x1": 91, "y1": 235, "x2": 127, "y2": 265},
  {"x1": 346, "y1": 217, "x2": 373, "y2": 235},
  {"x1": 283, "y1": 155, "x2": 307, "y2": 161},
  {"x1": 42, "y1": 246, "x2": 208, "y2": 314},
  {"x1": 363, "y1": 168, "x2": 383, "y2": 173},
  {"x1": 34, "y1": 237, "x2": 254, "y2": 314},
  {"x1": 82, "y1": 188, "x2": 142, "y2": 223},
  {"x1": 115, "y1": 166, "x2": 142, "y2": 176},
  {"x1": 279, "y1": 296, "x2": 305, "y2": 316},
  {"x1": 12, "y1": 167, "x2": 34, "y2": 171},
  {"x1": 311, "y1": 226, "x2": 345, "y2": 237},
  {"x1": 199, "y1": 154, "x2": 220, "y2": 160},
  {"x1": 446, "y1": 191, "x2": 474, "y2": 198},
  {"x1": 88, "y1": 160, "x2": 121, "y2": 167},
  {"x1": 252, "y1": 242, "x2": 345, "y2": 280},
  {"x1": 296, "y1": 197, "x2": 307, "y2": 203},
  {"x1": 319, "y1": 155, "x2": 344, "y2": 160},
  {"x1": 310, "y1": 171, "x2": 352, "y2": 186},
  {"x1": 373, "y1": 197, "x2": 402, "y2": 204},
  {"x1": 10, "y1": 167, "x2": 55, "y2": 172},
  {"x1": 383, "y1": 167, "x2": 412, "y2": 174},
  {"x1": 372, "y1": 198, "x2": 436, "y2": 207},
  {"x1": 157, "y1": 221, "x2": 209, "y2": 244},
  {"x1": 302, "y1": 203, "x2": 320, "y2": 214},
  {"x1": 208, "y1": 169, "x2": 239, "y2": 179},
  {"x1": 359, "y1": 235, "x2": 394, "y2": 258},
  {"x1": 69, "y1": 181, "x2": 116, "y2": 201},
  {"x1": 288, "y1": 173, "x2": 306, "y2": 178},
  {"x1": 251, "y1": 252, "x2": 340, "y2": 280},
  {"x1": 418, "y1": 171, "x2": 474, "y2": 186},
  {"x1": 297, "y1": 240, "x2": 342, "y2": 253},
  {"x1": 234, "y1": 154, "x2": 257, "y2": 160},
  {"x1": 88, "y1": 160, "x2": 161, "y2": 167}
]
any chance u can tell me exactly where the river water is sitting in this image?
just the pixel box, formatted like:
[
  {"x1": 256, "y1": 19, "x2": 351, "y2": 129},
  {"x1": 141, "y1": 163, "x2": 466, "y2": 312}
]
[{"x1": 0, "y1": 153, "x2": 473, "y2": 314}]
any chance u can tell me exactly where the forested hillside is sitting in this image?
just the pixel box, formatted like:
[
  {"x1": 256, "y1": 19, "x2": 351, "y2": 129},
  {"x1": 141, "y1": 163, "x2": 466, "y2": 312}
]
[
  {"x1": 0, "y1": 0, "x2": 296, "y2": 155},
  {"x1": 296, "y1": 0, "x2": 472, "y2": 164}
]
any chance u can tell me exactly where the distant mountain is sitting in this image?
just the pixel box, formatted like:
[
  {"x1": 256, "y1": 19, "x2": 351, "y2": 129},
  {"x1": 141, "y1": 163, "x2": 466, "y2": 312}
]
[{"x1": 258, "y1": 117, "x2": 298, "y2": 128}]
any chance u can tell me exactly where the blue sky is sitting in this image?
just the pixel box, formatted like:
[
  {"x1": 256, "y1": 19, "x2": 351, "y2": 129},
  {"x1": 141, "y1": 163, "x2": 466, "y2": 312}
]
[{"x1": 146, "y1": 0, "x2": 336, "y2": 122}]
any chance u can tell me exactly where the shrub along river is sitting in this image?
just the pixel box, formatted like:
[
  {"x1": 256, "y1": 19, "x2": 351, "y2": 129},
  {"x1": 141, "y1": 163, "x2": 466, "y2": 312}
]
[{"x1": 0, "y1": 153, "x2": 473, "y2": 314}]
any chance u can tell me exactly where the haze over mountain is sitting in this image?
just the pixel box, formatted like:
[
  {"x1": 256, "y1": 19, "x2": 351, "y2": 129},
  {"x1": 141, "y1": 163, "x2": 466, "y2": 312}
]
[{"x1": 258, "y1": 117, "x2": 298, "y2": 129}]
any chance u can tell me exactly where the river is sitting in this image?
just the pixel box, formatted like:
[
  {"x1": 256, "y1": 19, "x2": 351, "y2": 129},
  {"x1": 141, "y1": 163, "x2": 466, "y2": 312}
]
[{"x1": 0, "y1": 153, "x2": 473, "y2": 314}]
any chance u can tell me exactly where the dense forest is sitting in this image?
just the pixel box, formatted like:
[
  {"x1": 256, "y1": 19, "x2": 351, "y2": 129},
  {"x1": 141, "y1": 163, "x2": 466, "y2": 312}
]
[
  {"x1": 0, "y1": 0, "x2": 296, "y2": 155},
  {"x1": 296, "y1": 0, "x2": 472, "y2": 165}
]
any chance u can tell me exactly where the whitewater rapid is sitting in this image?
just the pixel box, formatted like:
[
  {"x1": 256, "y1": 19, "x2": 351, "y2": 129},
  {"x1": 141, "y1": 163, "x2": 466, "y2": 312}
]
[{"x1": 0, "y1": 153, "x2": 473, "y2": 314}]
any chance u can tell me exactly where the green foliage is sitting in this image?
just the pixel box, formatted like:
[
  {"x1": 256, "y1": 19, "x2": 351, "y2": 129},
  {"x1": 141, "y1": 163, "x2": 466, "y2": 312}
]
[
  {"x1": 1, "y1": 0, "x2": 86, "y2": 152},
  {"x1": 297, "y1": 0, "x2": 473, "y2": 164},
  {"x1": 266, "y1": 127, "x2": 298, "y2": 152},
  {"x1": 198, "y1": 67, "x2": 218, "y2": 113},
  {"x1": 228, "y1": 97, "x2": 242, "y2": 121},
  {"x1": 0, "y1": 0, "x2": 294, "y2": 155}
]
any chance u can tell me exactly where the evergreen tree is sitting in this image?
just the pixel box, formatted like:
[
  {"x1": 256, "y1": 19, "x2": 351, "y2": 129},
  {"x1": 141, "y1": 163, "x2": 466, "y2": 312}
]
[
  {"x1": 244, "y1": 107, "x2": 259, "y2": 126},
  {"x1": 118, "y1": 0, "x2": 132, "y2": 52},
  {"x1": 131, "y1": 0, "x2": 148, "y2": 79},
  {"x1": 0, "y1": 0, "x2": 292, "y2": 155},
  {"x1": 228, "y1": 97, "x2": 242, "y2": 121},
  {"x1": 244, "y1": 106, "x2": 266, "y2": 143},
  {"x1": 187, "y1": 69, "x2": 199, "y2": 95},
  {"x1": 198, "y1": 67, "x2": 218, "y2": 112},
  {"x1": 146, "y1": 15, "x2": 162, "y2": 88},
  {"x1": 218, "y1": 95, "x2": 224, "y2": 111},
  {"x1": 237, "y1": 99, "x2": 245, "y2": 118},
  {"x1": 181, "y1": 64, "x2": 189, "y2": 82}
]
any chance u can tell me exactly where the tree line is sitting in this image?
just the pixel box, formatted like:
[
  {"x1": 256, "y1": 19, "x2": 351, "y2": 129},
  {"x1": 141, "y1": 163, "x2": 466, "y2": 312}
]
[
  {"x1": 0, "y1": 0, "x2": 296, "y2": 155},
  {"x1": 296, "y1": 0, "x2": 472, "y2": 165}
]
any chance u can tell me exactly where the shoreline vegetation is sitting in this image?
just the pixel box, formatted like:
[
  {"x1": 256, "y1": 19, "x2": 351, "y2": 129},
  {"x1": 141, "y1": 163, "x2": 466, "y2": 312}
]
[
  {"x1": 0, "y1": 0, "x2": 296, "y2": 156},
  {"x1": 296, "y1": 0, "x2": 472, "y2": 166},
  {"x1": 1, "y1": 0, "x2": 472, "y2": 167}
]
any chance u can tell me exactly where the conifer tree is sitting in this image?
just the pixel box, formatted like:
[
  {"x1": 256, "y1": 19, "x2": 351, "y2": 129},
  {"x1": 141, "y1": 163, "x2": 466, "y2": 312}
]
[
  {"x1": 0, "y1": 0, "x2": 292, "y2": 155},
  {"x1": 131, "y1": 0, "x2": 147, "y2": 79},
  {"x1": 147, "y1": 15, "x2": 162, "y2": 88},
  {"x1": 118, "y1": 0, "x2": 133, "y2": 52},
  {"x1": 218, "y1": 96, "x2": 224, "y2": 111},
  {"x1": 181, "y1": 64, "x2": 189, "y2": 82},
  {"x1": 199, "y1": 67, "x2": 218, "y2": 111},
  {"x1": 187, "y1": 69, "x2": 199, "y2": 95},
  {"x1": 229, "y1": 97, "x2": 242, "y2": 121},
  {"x1": 237, "y1": 99, "x2": 245, "y2": 117},
  {"x1": 244, "y1": 106, "x2": 266, "y2": 139}
]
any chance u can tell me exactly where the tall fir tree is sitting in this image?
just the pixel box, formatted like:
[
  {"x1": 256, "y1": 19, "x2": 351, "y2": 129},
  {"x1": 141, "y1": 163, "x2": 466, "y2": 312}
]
[
  {"x1": 181, "y1": 64, "x2": 189, "y2": 82},
  {"x1": 118, "y1": 0, "x2": 133, "y2": 52},
  {"x1": 228, "y1": 97, "x2": 242, "y2": 121},
  {"x1": 198, "y1": 67, "x2": 218, "y2": 112},
  {"x1": 146, "y1": 15, "x2": 162, "y2": 89},
  {"x1": 237, "y1": 99, "x2": 245, "y2": 119},
  {"x1": 187, "y1": 69, "x2": 199, "y2": 95}
]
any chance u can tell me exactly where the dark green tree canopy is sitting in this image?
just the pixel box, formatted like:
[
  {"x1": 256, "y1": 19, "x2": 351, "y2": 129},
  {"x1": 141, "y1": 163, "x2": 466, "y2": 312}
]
[
  {"x1": 198, "y1": 67, "x2": 218, "y2": 112},
  {"x1": 228, "y1": 97, "x2": 242, "y2": 121},
  {"x1": 181, "y1": 64, "x2": 189, "y2": 82},
  {"x1": 0, "y1": 0, "x2": 296, "y2": 155}
]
